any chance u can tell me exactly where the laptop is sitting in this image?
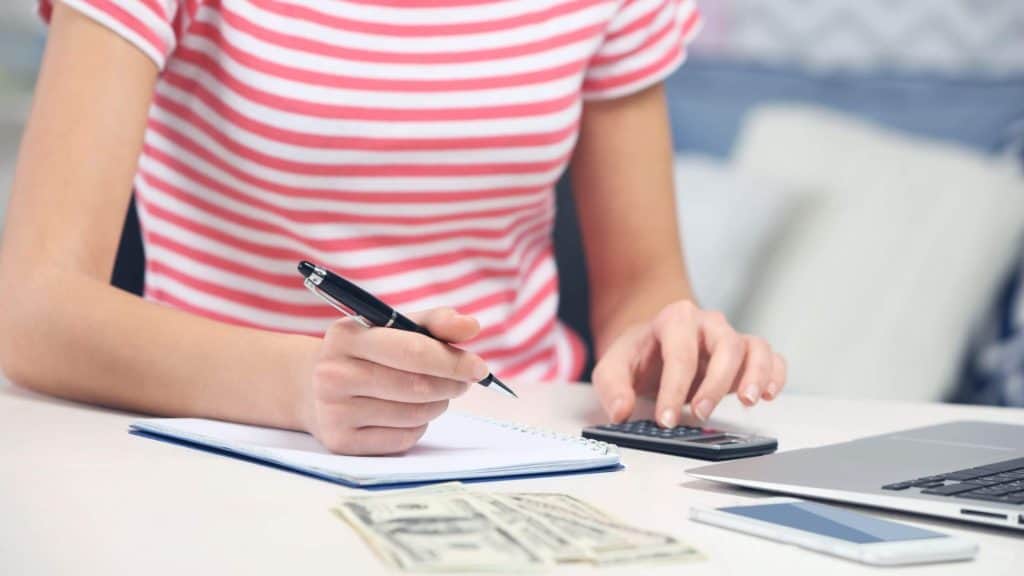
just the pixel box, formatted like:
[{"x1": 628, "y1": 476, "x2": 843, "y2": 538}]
[{"x1": 688, "y1": 421, "x2": 1024, "y2": 531}]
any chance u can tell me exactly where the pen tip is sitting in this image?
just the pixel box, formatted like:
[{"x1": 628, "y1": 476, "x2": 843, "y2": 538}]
[
  {"x1": 298, "y1": 260, "x2": 315, "y2": 277},
  {"x1": 489, "y1": 375, "x2": 518, "y2": 398}
]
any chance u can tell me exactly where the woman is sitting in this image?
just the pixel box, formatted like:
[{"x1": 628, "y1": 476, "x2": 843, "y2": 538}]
[{"x1": 0, "y1": 0, "x2": 785, "y2": 455}]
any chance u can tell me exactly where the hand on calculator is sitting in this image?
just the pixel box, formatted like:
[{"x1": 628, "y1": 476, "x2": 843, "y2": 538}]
[{"x1": 591, "y1": 301, "x2": 787, "y2": 427}]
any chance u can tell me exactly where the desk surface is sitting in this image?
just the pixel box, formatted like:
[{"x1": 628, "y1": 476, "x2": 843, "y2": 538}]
[{"x1": 2, "y1": 378, "x2": 1022, "y2": 575}]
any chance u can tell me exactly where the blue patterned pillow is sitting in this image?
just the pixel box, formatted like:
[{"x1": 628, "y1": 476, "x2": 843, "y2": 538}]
[
  {"x1": 663, "y1": 58, "x2": 1024, "y2": 158},
  {"x1": 955, "y1": 245, "x2": 1024, "y2": 407}
]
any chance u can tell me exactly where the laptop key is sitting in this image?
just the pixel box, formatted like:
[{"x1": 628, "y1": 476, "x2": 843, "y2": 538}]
[
  {"x1": 944, "y1": 468, "x2": 994, "y2": 481},
  {"x1": 980, "y1": 457, "x2": 1024, "y2": 474},
  {"x1": 959, "y1": 491, "x2": 1024, "y2": 505},
  {"x1": 882, "y1": 482, "x2": 914, "y2": 491},
  {"x1": 960, "y1": 485, "x2": 1013, "y2": 496},
  {"x1": 921, "y1": 482, "x2": 983, "y2": 496}
]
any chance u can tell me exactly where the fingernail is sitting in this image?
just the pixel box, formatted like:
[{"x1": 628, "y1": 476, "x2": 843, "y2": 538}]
[
  {"x1": 660, "y1": 408, "x2": 678, "y2": 428},
  {"x1": 742, "y1": 385, "x2": 761, "y2": 405},
  {"x1": 609, "y1": 398, "x2": 623, "y2": 421},
  {"x1": 694, "y1": 399, "x2": 714, "y2": 422},
  {"x1": 765, "y1": 381, "x2": 780, "y2": 399}
]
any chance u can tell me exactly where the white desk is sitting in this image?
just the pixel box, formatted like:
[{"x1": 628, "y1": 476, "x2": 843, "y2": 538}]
[{"x1": 2, "y1": 378, "x2": 1021, "y2": 575}]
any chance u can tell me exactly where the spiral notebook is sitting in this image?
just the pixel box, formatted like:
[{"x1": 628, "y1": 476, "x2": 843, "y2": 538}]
[{"x1": 130, "y1": 412, "x2": 620, "y2": 487}]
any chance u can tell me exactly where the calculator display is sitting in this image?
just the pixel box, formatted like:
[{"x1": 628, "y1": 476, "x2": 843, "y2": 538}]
[{"x1": 689, "y1": 434, "x2": 746, "y2": 445}]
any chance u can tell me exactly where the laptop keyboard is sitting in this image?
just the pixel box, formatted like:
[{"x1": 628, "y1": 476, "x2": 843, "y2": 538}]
[{"x1": 882, "y1": 456, "x2": 1024, "y2": 505}]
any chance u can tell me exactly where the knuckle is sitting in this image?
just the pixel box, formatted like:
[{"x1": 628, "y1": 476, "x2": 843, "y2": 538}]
[
  {"x1": 452, "y1": 352, "x2": 474, "y2": 381},
  {"x1": 591, "y1": 362, "x2": 613, "y2": 388},
  {"x1": 675, "y1": 299, "x2": 697, "y2": 315},
  {"x1": 311, "y1": 363, "x2": 345, "y2": 399},
  {"x1": 434, "y1": 307, "x2": 457, "y2": 320},
  {"x1": 320, "y1": 428, "x2": 355, "y2": 454},
  {"x1": 428, "y1": 399, "x2": 450, "y2": 420},
  {"x1": 704, "y1": 310, "x2": 728, "y2": 327},
  {"x1": 408, "y1": 372, "x2": 433, "y2": 399},
  {"x1": 325, "y1": 319, "x2": 353, "y2": 342},
  {"x1": 406, "y1": 401, "x2": 431, "y2": 425},
  {"x1": 453, "y1": 380, "x2": 472, "y2": 398},
  {"x1": 657, "y1": 300, "x2": 693, "y2": 326},
  {"x1": 403, "y1": 337, "x2": 429, "y2": 364},
  {"x1": 366, "y1": 361, "x2": 385, "y2": 389},
  {"x1": 401, "y1": 425, "x2": 429, "y2": 451},
  {"x1": 748, "y1": 336, "x2": 769, "y2": 351},
  {"x1": 725, "y1": 331, "x2": 744, "y2": 356}
]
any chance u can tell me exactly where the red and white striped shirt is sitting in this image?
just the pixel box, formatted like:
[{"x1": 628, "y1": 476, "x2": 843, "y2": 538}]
[{"x1": 41, "y1": 0, "x2": 700, "y2": 382}]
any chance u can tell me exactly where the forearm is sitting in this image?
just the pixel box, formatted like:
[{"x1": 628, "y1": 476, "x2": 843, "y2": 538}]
[
  {"x1": 0, "y1": 272, "x2": 318, "y2": 430},
  {"x1": 570, "y1": 83, "x2": 698, "y2": 357}
]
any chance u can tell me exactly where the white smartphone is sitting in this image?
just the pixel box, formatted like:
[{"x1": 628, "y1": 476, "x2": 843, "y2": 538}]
[{"x1": 690, "y1": 498, "x2": 978, "y2": 566}]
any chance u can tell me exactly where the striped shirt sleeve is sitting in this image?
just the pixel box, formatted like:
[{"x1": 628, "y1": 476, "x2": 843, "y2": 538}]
[
  {"x1": 582, "y1": 0, "x2": 702, "y2": 101},
  {"x1": 38, "y1": 0, "x2": 183, "y2": 70}
]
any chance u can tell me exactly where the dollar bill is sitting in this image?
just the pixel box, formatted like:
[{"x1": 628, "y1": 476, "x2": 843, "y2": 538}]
[
  {"x1": 335, "y1": 484, "x2": 546, "y2": 572},
  {"x1": 466, "y1": 493, "x2": 591, "y2": 563},
  {"x1": 506, "y1": 494, "x2": 702, "y2": 565},
  {"x1": 334, "y1": 483, "x2": 702, "y2": 572}
]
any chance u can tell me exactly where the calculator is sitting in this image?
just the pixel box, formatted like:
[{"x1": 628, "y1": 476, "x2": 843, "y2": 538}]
[{"x1": 581, "y1": 420, "x2": 778, "y2": 461}]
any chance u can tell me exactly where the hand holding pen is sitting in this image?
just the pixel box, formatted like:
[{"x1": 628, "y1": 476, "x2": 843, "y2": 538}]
[{"x1": 296, "y1": 261, "x2": 515, "y2": 456}]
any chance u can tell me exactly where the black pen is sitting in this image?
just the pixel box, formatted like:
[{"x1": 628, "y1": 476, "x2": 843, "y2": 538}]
[{"x1": 298, "y1": 261, "x2": 517, "y2": 398}]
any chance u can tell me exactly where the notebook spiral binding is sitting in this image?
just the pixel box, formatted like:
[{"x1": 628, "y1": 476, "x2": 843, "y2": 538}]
[{"x1": 468, "y1": 414, "x2": 617, "y2": 455}]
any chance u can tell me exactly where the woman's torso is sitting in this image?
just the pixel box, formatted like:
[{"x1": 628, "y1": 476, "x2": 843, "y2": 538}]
[{"x1": 108, "y1": 0, "x2": 698, "y2": 381}]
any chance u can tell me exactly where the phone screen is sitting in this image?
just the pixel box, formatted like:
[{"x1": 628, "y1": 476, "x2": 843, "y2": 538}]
[{"x1": 720, "y1": 501, "x2": 948, "y2": 544}]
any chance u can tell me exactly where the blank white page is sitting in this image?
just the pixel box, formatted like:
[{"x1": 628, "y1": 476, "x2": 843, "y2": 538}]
[{"x1": 131, "y1": 412, "x2": 619, "y2": 486}]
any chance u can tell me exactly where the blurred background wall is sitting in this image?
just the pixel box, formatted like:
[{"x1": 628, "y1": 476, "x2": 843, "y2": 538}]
[
  {"x1": 2, "y1": 1, "x2": 1023, "y2": 405},
  {"x1": 0, "y1": 3, "x2": 41, "y2": 217}
]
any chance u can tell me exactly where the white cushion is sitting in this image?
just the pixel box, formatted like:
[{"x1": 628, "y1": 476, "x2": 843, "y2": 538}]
[
  {"x1": 734, "y1": 105, "x2": 1024, "y2": 401},
  {"x1": 673, "y1": 154, "x2": 804, "y2": 318}
]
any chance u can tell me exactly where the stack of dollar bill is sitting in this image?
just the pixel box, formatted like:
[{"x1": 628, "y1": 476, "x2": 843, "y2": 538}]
[{"x1": 333, "y1": 483, "x2": 703, "y2": 572}]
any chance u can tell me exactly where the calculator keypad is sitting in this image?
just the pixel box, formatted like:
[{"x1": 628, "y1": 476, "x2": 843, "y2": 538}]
[{"x1": 598, "y1": 420, "x2": 719, "y2": 439}]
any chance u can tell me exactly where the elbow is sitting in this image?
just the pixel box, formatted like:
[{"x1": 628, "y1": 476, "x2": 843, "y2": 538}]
[
  {"x1": 0, "y1": 278, "x2": 49, "y2": 392},
  {"x1": 0, "y1": 297, "x2": 35, "y2": 389}
]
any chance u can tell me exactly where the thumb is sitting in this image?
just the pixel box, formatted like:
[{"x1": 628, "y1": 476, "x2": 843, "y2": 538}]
[
  {"x1": 407, "y1": 308, "x2": 481, "y2": 344},
  {"x1": 592, "y1": 348, "x2": 638, "y2": 424}
]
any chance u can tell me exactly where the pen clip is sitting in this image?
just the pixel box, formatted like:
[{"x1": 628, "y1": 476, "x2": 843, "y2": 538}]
[{"x1": 304, "y1": 275, "x2": 373, "y2": 328}]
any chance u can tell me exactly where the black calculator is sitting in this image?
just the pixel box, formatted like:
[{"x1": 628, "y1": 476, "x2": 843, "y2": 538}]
[{"x1": 582, "y1": 420, "x2": 778, "y2": 461}]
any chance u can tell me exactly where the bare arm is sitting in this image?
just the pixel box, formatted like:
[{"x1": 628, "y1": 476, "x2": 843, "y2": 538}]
[
  {"x1": 0, "y1": 4, "x2": 483, "y2": 454},
  {"x1": 570, "y1": 84, "x2": 693, "y2": 355},
  {"x1": 571, "y1": 84, "x2": 787, "y2": 426},
  {"x1": 0, "y1": 3, "x2": 317, "y2": 427}
]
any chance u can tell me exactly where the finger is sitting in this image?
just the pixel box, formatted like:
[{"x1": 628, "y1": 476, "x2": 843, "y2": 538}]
[
  {"x1": 407, "y1": 308, "x2": 481, "y2": 344},
  {"x1": 338, "y1": 397, "x2": 450, "y2": 429},
  {"x1": 591, "y1": 330, "x2": 644, "y2": 424},
  {"x1": 690, "y1": 313, "x2": 744, "y2": 422},
  {"x1": 764, "y1": 353, "x2": 787, "y2": 400},
  {"x1": 320, "y1": 424, "x2": 429, "y2": 456},
  {"x1": 313, "y1": 359, "x2": 470, "y2": 403},
  {"x1": 735, "y1": 337, "x2": 773, "y2": 407},
  {"x1": 653, "y1": 302, "x2": 700, "y2": 428},
  {"x1": 349, "y1": 326, "x2": 489, "y2": 382}
]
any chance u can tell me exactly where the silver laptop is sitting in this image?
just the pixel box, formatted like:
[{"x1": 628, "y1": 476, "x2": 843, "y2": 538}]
[{"x1": 688, "y1": 421, "x2": 1024, "y2": 531}]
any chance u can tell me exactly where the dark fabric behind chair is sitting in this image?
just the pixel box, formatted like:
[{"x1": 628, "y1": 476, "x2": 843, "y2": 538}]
[
  {"x1": 111, "y1": 179, "x2": 597, "y2": 380},
  {"x1": 552, "y1": 172, "x2": 595, "y2": 380},
  {"x1": 111, "y1": 196, "x2": 145, "y2": 297}
]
